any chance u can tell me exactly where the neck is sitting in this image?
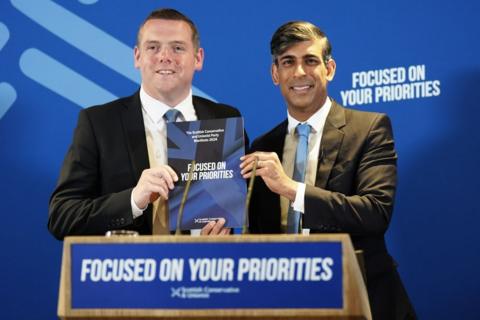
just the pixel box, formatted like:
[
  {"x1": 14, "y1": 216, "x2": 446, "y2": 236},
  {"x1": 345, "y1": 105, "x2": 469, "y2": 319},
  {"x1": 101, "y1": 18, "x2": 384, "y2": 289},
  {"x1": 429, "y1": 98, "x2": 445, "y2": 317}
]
[
  {"x1": 143, "y1": 86, "x2": 190, "y2": 107},
  {"x1": 288, "y1": 105, "x2": 321, "y2": 122},
  {"x1": 288, "y1": 96, "x2": 328, "y2": 122}
]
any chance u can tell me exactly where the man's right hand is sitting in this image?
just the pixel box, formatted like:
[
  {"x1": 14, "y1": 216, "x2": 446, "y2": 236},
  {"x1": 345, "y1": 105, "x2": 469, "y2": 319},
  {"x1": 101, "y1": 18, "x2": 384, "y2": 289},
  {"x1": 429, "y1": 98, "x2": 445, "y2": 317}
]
[{"x1": 132, "y1": 165, "x2": 178, "y2": 209}]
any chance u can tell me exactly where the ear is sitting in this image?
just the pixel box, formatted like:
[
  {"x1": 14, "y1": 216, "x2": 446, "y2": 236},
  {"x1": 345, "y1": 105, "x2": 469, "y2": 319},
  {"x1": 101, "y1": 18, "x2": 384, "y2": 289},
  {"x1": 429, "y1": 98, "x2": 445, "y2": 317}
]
[
  {"x1": 271, "y1": 63, "x2": 280, "y2": 85},
  {"x1": 326, "y1": 58, "x2": 336, "y2": 82},
  {"x1": 194, "y1": 47, "x2": 205, "y2": 71},
  {"x1": 134, "y1": 46, "x2": 141, "y2": 69}
]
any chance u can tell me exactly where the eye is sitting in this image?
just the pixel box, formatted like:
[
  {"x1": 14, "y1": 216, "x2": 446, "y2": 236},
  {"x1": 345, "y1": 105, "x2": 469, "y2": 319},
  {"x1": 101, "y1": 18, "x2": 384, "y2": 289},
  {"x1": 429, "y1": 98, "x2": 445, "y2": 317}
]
[
  {"x1": 173, "y1": 45, "x2": 185, "y2": 52},
  {"x1": 305, "y1": 57, "x2": 320, "y2": 65},
  {"x1": 146, "y1": 44, "x2": 158, "y2": 51},
  {"x1": 280, "y1": 58, "x2": 294, "y2": 67}
]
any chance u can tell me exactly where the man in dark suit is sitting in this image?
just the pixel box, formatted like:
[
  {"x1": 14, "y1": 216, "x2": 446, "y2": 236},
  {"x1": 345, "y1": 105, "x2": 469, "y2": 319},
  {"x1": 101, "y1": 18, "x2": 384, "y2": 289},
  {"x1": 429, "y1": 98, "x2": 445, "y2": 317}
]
[
  {"x1": 49, "y1": 8, "x2": 240, "y2": 239},
  {"x1": 240, "y1": 21, "x2": 416, "y2": 319}
]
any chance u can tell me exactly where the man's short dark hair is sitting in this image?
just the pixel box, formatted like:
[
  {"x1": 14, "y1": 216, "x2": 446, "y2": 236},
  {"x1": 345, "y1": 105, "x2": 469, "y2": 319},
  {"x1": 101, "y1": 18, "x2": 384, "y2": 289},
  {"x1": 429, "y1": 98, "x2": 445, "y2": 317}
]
[
  {"x1": 270, "y1": 21, "x2": 332, "y2": 65},
  {"x1": 137, "y1": 8, "x2": 200, "y2": 50}
]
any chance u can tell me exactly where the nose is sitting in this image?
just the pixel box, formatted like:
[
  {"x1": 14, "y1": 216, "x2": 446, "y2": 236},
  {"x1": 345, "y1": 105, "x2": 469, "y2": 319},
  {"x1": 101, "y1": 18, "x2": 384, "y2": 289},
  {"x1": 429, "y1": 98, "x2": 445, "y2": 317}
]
[
  {"x1": 157, "y1": 47, "x2": 172, "y2": 64},
  {"x1": 294, "y1": 63, "x2": 306, "y2": 77}
]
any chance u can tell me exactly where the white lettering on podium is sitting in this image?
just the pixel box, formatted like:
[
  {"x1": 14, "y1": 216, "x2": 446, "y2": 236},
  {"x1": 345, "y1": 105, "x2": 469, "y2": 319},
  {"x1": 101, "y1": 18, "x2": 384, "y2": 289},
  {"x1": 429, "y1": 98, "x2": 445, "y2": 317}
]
[
  {"x1": 236, "y1": 257, "x2": 334, "y2": 281},
  {"x1": 158, "y1": 258, "x2": 184, "y2": 281},
  {"x1": 189, "y1": 258, "x2": 235, "y2": 281},
  {"x1": 79, "y1": 258, "x2": 156, "y2": 282},
  {"x1": 78, "y1": 256, "x2": 334, "y2": 283}
]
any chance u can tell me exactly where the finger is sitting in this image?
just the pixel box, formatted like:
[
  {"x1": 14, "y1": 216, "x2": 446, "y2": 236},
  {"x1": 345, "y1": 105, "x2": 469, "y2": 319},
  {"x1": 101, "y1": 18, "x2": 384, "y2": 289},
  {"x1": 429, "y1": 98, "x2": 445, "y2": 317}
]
[
  {"x1": 144, "y1": 177, "x2": 170, "y2": 199},
  {"x1": 144, "y1": 175, "x2": 169, "y2": 192},
  {"x1": 219, "y1": 228, "x2": 231, "y2": 235},
  {"x1": 145, "y1": 174, "x2": 165, "y2": 186},
  {"x1": 200, "y1": 221, "x2": 216, "y2": 235},
  {"x1": 240, "y1": 160, "x2": 254, "y2": 175},
  {"x1": 210, "y1": 218, "x2": 226, "y2": 235},
  {"x1": 240, "y1": 153, "x2": 257, "y2": 161},
  {"x1": 240, "y1": 155, "x2": 261, "y2": 174},
  {"x1": 161, "y1": 173, "x2": 175, "y2": 190},
  {"x1": 164, "y1": 165, "x2": 179, "y2": 182},
  {"x1": 152, "y1": 166, "x2": 176, "y2": 189},
  {"x1": 150, "y1": 183, "x2": 169, "y2": 200},
  {"x1": 242, "y1": 172, "x2": 252, "y2": 179},
  {"x1": 240, "y1": 153, "x2": 256, "y2": 167},
  {"x1": 242, "y1": 161, "x2": 266, "y2": 178}
]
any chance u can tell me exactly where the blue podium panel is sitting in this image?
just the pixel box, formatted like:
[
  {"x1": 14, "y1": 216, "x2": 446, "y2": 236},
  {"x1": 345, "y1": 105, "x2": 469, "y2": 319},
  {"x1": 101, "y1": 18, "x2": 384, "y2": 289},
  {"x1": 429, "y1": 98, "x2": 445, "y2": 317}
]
[{"x1": 70, "y1": 241, "x2": 343, "y2": 309}]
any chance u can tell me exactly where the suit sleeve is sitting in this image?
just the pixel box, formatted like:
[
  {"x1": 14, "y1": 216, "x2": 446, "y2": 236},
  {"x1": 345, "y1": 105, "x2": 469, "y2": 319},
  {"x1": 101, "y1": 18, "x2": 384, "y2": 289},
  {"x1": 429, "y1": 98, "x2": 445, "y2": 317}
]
[
  {"x1": 48, "y1": 110, "x2": 135, "y2": 240},
  {"x1": 303, "y1": 114, "x2": 397, "y2": 235}
]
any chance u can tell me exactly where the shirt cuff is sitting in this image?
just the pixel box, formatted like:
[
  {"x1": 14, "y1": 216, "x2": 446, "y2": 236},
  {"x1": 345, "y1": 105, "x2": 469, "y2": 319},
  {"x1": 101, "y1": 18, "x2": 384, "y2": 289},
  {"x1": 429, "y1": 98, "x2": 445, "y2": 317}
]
[
  {"x1": 131, "y1": 192, "x2": 147, "y2": 219},
  {"x1": 292, "y1": 182, "x2": 306, "y2": 213},
  {"x1": 190, "y1": 229, "x2": 201, "y2": 236}
]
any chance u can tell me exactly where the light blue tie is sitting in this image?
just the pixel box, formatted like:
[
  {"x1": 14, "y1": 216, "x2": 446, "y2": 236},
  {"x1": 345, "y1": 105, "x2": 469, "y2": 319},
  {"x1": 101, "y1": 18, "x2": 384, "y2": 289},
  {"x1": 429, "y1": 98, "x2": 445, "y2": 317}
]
[
  {"x1": 287, "y1": 123, "x2": 311, "y2": 234},
  {"x1": 164, "y1": 108, "x2": 181, "y2": 122}
]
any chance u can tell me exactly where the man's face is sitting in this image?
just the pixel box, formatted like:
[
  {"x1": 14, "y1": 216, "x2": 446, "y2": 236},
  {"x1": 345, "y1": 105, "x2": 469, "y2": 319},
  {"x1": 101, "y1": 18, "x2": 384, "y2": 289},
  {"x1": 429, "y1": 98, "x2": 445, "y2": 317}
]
[
  {"x1": 271, "y1": 39, "x2": 336, "y2": 120},
  {"x1": 134, "y1": 19, "x2": 203, "y2": 106}
]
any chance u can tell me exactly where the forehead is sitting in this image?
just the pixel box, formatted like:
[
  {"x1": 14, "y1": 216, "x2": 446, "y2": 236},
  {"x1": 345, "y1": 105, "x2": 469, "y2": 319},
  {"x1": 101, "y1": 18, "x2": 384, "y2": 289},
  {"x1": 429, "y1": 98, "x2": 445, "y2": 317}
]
[
  {"x1": 278, "y1": 39, "x2": 325, "y2": 59},
  {"x1": 139, "y1": 19, "x2": 193, "y2": 44}
]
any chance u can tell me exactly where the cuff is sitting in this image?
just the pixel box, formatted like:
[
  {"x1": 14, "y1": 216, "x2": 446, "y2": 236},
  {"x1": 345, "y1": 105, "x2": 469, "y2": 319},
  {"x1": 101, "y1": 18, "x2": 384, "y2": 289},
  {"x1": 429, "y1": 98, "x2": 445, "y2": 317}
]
[
  {"x1": 292, "y1": 182, "x2": 306, "y2": 213},
  {"x1": 131, "y1": 191, "x2": 147, "y2": 219}
]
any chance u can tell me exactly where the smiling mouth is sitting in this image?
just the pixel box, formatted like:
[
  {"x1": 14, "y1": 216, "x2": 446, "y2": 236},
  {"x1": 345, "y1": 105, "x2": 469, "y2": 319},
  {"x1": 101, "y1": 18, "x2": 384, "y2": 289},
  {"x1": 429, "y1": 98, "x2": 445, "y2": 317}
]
[
  {"x1": 156, "y1": 70, "x2": 175, "y2": 75},
  {"x1": 290, "y1": 84, "x2": 313, "y2": 92}
]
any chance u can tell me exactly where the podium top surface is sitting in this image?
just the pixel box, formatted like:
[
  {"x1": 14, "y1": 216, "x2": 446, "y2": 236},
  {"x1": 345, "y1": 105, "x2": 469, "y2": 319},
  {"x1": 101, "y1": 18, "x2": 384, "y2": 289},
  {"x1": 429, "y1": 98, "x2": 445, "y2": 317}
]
[{"x1": 64, "y1": 233, "x2": 352, "y2": 244}]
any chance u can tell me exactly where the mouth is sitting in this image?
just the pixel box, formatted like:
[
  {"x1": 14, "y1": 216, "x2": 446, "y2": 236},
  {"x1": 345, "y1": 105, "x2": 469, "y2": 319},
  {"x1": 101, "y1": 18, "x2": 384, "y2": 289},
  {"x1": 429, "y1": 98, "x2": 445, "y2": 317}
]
[
  {"x1": 290, "y1": 84, "x2": 314, "y2": 93},
  {"x1": 156, "y1": 69, "x2": 175, "y2": 75}
]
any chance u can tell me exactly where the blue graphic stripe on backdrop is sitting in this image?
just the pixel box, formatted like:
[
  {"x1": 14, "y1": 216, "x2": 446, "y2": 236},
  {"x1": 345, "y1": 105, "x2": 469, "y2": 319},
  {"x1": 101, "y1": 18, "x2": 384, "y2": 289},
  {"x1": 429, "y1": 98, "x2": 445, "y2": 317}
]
[
  {"x1": 19, "y1": 48, "x2": 117, "y2": 107},
  {"x1": 78, "y1": 0, "x2": 98, "y2": 4},
  {"x1": 0, "y1": 83, "x2": 17, "y2": 119},
  {"x1": 11, "y1": 0, "x2": 139, "y2": 83},
  {"x1": 11, "y1": 0, "x2": 216, "y2": 102},
  {"x1": 0, "y1": 22, "x2": 9, "y2": 51}
]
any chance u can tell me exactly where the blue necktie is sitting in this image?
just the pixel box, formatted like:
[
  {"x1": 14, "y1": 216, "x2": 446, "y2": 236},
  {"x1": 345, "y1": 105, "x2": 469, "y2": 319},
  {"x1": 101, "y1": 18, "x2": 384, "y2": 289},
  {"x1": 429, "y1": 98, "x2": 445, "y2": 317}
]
[
  {"x1": 287, "y1": 123, "x2": 311, "y2": 234},
  {"x1": 164, "y1": 109, "x2": 181, "y2": 123}
]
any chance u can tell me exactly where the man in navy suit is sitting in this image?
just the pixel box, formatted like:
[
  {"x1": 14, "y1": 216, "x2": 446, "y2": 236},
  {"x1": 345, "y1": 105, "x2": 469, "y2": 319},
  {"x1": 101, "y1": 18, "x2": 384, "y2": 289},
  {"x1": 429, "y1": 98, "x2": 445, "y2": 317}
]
[
  {"x1": 240, "y1": 21, "x2": 416, "y2": 319},
  {"x1": 49, "y1": 8, "x2": 242, "y2": 239}
]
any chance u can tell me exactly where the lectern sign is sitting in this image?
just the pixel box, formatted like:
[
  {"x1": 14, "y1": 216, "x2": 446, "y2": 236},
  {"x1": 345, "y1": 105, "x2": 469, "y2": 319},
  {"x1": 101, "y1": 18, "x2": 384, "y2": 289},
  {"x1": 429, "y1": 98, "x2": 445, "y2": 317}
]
[{"x1": 70, "y1": 241, "x2": 342, "y2": 309}]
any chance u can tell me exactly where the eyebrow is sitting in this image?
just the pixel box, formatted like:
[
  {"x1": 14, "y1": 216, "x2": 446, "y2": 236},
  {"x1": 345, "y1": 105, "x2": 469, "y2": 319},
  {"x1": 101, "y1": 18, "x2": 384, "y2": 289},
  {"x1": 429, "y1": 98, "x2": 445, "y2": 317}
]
[
  {"x1": 279, "y1": 53, "x2": 320, "y2": 61},
  {"x1": 303, "y1": 54, "x2": 320, "y2": 59},
  {"x1": 279, "y1": 55, "x2": 295, "y2": 61},
  {"x1": 143, "y1": 40, "x2": 187, "y2": 46}
]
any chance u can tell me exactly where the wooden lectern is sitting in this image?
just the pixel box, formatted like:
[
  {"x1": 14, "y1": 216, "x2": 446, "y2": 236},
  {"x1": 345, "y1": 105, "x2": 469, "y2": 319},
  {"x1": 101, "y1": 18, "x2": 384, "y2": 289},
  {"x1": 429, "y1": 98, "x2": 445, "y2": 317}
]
[{"x1": 58, "y1": 234, "x2": 371, "y2": 319}]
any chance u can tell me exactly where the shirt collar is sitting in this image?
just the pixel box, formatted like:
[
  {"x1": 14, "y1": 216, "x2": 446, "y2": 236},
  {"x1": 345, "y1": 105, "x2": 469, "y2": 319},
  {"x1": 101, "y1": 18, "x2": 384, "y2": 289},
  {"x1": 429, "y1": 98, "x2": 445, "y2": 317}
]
[
  {"x1": 287, "y1": 97, "x2": 332, "y2": 134},
  {"x1": 139, "y1": 86, "x2": 194, "y2": 123}
]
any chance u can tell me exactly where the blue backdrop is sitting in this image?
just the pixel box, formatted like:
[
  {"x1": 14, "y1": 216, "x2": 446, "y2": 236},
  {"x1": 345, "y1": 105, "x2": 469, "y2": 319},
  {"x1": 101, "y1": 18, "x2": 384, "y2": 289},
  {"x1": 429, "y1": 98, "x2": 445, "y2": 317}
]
[{"x1": 1, "y1": 0, "x2": 479, "y2": 319}]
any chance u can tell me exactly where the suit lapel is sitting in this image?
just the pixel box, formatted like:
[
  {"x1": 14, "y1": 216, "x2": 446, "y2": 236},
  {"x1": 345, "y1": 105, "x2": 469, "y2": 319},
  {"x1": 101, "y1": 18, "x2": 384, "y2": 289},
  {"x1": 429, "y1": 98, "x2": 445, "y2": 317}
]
[
  {"x1": 193, "y1": 96, "x2": 216, "y2": 120},
  {"x1": 316, "y1": 101, "x2": 346, "y2": 189},
  {"x1": 270, "y1": 121, "x2": 288, "y2": 162},
  {"x1": 119, "y1": 91, "x2": 150, "y2": 183}
]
